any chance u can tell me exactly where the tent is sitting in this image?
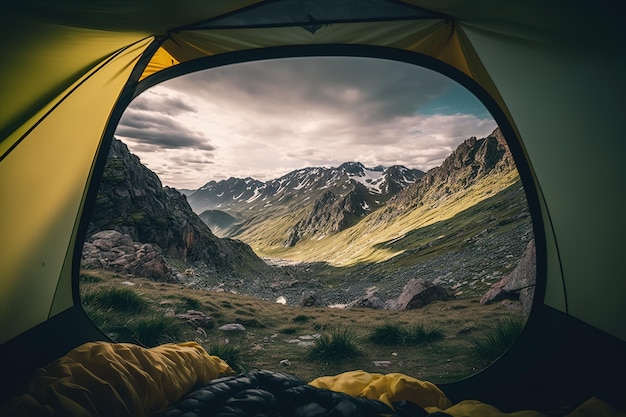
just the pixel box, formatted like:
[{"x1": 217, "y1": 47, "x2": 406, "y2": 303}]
[{"x1": 1, "y1": 0, "x2": 624, "y2": 412}]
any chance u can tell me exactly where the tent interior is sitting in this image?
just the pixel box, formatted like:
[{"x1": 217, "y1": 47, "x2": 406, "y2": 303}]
[{"x1": 1, "y1": 0, "x2": 625, "y2": 415}]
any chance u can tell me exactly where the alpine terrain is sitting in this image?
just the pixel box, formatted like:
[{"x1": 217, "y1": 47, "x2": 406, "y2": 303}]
[{"x1": 82, "y1": 128, "x2": 534, "y2": 308}]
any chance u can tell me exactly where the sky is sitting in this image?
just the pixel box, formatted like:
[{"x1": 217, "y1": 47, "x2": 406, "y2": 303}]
[{"x1": 115, "y1": 57, "x2": 497, "y2": 190}]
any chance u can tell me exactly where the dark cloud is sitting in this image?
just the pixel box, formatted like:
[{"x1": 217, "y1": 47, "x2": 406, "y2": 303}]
[
  {"x1": 116, "y1": 106, "x2": 214, "y2": 151},
  {"x1": 129, "y1": 91, "x2": 197, "y2": 115},
  {"x1": 120, "y1": 57, "x2": 496, "y2": 188},
  {"x1": 166, "y1": 57, "x2": 451, "y2": 123}
]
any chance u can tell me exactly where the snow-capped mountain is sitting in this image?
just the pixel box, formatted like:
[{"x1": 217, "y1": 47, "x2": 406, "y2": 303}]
[
  {"x1": 187, "y1": 163, "x2": 424, "y2": 215},
  {"x1": 185, "y1": 162, "x2": 423, "y2": 246}
]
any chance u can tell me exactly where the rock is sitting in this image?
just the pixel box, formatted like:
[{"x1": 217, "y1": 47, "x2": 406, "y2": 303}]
[
  {"x1": 279, "y1": 359, "x2": 291, "y2": 366},
  {"x1": 347, "y1": 295, "x2": 385, "y2": 309},
  {"x1": 373, "y1": 361, "x2": 391, "y2": 367},
  {"x1": 219, "y1": 323, "x2": 246, "y2": 331},
  {"x1": 82, "y1": 230, "x2": 176, "y2": 282},
  {"x1": 175, "y1": 310, "x2": 213, "y2": 329},
  {"x1": 480, "y1": 239, "x2": 536, "y2": 313},
  {"x1": 299, "y1": 291, "x2": 323, "y2": 307},
  {"x1": 390, "y1": 278, "x2": 455, "y2": 310}
]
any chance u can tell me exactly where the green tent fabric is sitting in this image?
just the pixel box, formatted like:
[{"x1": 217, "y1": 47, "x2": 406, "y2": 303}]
[{"x1": 1, "y1": 0, "x2": 624, "y2": 411}]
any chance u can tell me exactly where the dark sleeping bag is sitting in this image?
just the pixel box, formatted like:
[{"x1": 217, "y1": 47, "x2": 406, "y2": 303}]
[{"x1": 154, "y1": 369, "x2": 449, "y2": 417}]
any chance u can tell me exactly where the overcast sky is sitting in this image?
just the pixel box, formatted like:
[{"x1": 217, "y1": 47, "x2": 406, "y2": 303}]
[{"x1": 115, "y1": 57, "x2": 497, "y2": 190}]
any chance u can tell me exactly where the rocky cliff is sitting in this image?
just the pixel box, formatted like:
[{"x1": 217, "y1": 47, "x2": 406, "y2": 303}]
[{"x1": 85, "y1": 138, "x2": 265, "y2": 277}]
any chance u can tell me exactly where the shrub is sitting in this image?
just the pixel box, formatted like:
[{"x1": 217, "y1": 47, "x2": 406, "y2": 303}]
[
  {"x1": 306, "y1": 328, "x2": 360, "y2": 362},
  {"x1": 467, "y1": 315, "x2": 525, "y2": 363},
  {"x1": 128, "y1": 314, "x2": 183, "y2": 347},
  {"x1": 82, "y1": 286, "x2": 147, "y2": 313}
]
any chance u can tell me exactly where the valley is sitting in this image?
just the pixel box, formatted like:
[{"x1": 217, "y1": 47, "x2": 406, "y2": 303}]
[{"x1": 82, "y1": 127, "x2": 534, "y2": 309}]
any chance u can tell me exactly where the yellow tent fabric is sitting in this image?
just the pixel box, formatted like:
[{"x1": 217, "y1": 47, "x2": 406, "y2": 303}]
[{"x1": 0, "y1": 341, "x2": 234, "y2": 417}]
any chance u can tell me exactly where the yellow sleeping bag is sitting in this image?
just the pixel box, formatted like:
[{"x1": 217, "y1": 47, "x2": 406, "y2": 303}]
[{"x1": 0, "y1": 341, "x2": 234, "y2": 417}]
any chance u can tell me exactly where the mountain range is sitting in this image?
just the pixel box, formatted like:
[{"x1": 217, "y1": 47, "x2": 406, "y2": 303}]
[
  {"x1": 187, "y1": 162, "x2": 424, "y2": 246},
  {"x1": 185, "y1": 127, "x2": 518, "y2": 263}
]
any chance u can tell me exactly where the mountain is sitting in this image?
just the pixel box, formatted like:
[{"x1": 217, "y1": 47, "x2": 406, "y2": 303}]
[
  {"x1": 188, "y1": 162, "x2": 424, "y2": 246},
  {"x1": 186, "y1": 127, "x2": 523, "y2": 266},
  {"x1": 86, "y1": 138, "x2": 265, "y2": 275},
  {"x1": 370, "y1": 127, "x2": 516, "y2": 222}
]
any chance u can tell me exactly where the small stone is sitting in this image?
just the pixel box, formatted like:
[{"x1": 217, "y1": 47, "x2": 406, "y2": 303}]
[
  {"x1": 373, "y1": 361, "x2": 391, "y2": 367},
  {"x1": 280, "y1": 359, "x2": 291, "y2": 366},
  {"x1": 219, "y1": 323, "x2": 246, "y2": 331}
]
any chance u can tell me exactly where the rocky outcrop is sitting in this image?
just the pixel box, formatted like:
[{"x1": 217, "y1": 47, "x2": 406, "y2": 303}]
[
  {"x1": 299, "y1": 291, "x2": 323, "y2": 307},
  {"x1": 387, "y1": 278, "x2": 455, "y2": 310},
  {"x1": 86, "y1": 138, "x2": 265, "y2": 276},
  {"x1": 480, "y1": 239, "x2": 536, "y2": 312},
  {"x1": 82, "y1": 230, "x2": 175, "y2": 282}
]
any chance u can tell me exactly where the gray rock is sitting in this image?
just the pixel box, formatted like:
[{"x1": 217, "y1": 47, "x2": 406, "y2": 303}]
[
  {"x1": 82, "y1": 230, "x2": 176, "y2": 282},
  {"x1": 219, "y1": 323, "x2": 246, "y2": 331},
  {"x1": 299, "y1": 291, "x2": 323, "y2": 307},
  {"x1": 480, "y1": 239, "x2": 536, "y2": 313},
  {"x1": 391, "y1": 278, "x2": 455, "y2": 310},
  {"x1": 348, "y1": 295, "x2": 385, "y2": 309}
]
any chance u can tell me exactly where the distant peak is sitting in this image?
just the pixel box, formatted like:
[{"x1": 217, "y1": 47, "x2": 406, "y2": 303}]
[{"x1": 338, "y1": 162, "x2": 365, "y2": 174}]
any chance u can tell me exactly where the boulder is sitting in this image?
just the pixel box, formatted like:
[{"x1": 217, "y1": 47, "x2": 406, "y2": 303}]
[
  {"x1": 480, "y1": 239, "x2": 536, "y2": 313},
  {"x1": 391, "y1": 278, "x2": 455, "y2": 310},
  {"x1": 299, "y1": 291, "x2": 323, "y2": 308},
  {"x1": 348, "y1": 295, "x2": 385, "y2": 309},
  {"x1": 82, "y1": 230, "x2": 176, "y2": 282}
]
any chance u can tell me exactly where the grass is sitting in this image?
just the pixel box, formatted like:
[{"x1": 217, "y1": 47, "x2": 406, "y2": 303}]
[
  {"x1": 206, "y1": 342, "x2": 245, "y2": 373},
  {"x1": 368, "y1": 322, "x2": 444, "y2": 346},
  {"x1": 81, "y1": 286, "x2": 147, "y2": 313},
  {"x1": 80, "y1": 269, "x2": 529, "y2": 383},
  {"x1": 305, "y1": 328, "x2": 361, "y2": 362},
  {"x1": 127, "y1": 314, "x2": 183, "y2": 347},
  {"x1": 467, "y1": 315, "x2": 525, "y2": 364}
]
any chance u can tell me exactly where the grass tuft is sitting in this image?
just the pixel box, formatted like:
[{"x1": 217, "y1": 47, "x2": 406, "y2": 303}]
[
  {"x1": 305, "y1": 328, "x2": 360, "y2": 362},
  {"x1": 206, "y1": 342, "x2": 245, "y2": 373},
  {"x1": 82, "y1": 286, "x2": 147, "y2": 313},
  {"x1": 368, "y1": 323, "x2": 407, "y2": 345},
  {"x1": 128, "y1": 314, "x2": 183, "y2": 347},
  {"x1": 179, "y1": 295, "x2": 202, "y2": 310},
  {"x1": 368, "y1": 322, "x2": 444, "y2": 345},
  {"x1": 467, "y1": 315, "x2": 525, "y2": 363}
]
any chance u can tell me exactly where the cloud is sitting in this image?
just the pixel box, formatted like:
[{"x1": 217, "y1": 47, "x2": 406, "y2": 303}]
[
  {"x1": 115, "y1": 91, "x2": 215, "y2": 151},
  {"x1": 118, "y1": 57, "x2": 497, "y2": 189}
]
